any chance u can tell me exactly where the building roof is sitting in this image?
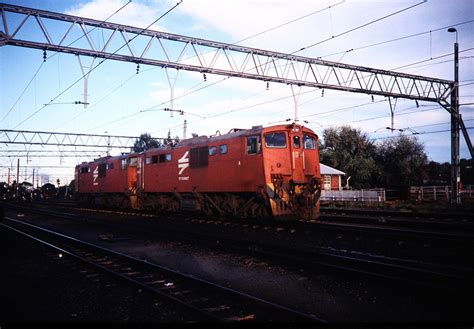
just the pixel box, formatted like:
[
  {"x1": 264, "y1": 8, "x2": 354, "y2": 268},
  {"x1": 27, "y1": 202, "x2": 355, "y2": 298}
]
[{"x1": 320, "y1": 163, "x2": 346, "y2": 176}]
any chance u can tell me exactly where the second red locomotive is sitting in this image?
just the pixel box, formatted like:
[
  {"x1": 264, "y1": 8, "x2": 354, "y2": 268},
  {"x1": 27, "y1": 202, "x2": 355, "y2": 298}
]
[{"x1": 75, "y1": 123, "x2": 322, "y2": 220}]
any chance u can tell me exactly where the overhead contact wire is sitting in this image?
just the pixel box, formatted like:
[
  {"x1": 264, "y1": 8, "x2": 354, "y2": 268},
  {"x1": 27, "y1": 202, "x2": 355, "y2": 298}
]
[{"x1": 13, "y1": 0, "x2": 183, "y2": 129}]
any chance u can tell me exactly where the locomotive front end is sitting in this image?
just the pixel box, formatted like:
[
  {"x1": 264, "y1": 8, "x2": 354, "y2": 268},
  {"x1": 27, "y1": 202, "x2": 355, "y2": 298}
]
[{"x1": 262, "y1": 124, "x2": 321, "y2": 220}]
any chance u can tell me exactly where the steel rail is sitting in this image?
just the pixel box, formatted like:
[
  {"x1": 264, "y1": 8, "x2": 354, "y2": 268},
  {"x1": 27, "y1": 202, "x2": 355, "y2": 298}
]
[
  {"x1": 5, "y1": 202, "x2": 473, "y2": 292},
  {"x1": 2, "y1": 217, "x2": 324, "y2": 322}
]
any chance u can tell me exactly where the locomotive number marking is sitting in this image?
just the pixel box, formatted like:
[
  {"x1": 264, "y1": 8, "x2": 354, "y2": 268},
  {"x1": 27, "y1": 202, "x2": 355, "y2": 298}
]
[{"x1": 178, "y1": 151, "x2": 189, "y2": 178}]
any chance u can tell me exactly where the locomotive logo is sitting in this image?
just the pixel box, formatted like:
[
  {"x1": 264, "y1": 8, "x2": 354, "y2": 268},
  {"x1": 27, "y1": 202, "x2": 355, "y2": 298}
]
[
  {"x1": 93, "y1": 166, "x2": 99, "y2": 186},
  {"x1": 178, "y1": 151, "x2": 189, "y2": 180}
]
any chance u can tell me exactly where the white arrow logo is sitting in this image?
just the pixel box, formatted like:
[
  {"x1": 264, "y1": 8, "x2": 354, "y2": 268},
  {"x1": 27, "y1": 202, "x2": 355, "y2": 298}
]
[
  {"x1": 178, "y1": 151, "x2": 189, "y2": 176},
  {"x1": 93, "y1": 166, "x2": 99, "y2": 185}
]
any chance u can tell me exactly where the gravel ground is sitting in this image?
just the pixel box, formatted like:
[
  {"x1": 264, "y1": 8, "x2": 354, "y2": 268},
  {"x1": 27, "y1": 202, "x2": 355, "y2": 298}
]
[{"x1": 2, "y1": 205, "x2": 473, "y2": 325}]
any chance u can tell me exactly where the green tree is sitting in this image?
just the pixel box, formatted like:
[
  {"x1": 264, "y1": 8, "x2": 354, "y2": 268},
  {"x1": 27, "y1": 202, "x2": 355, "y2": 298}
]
[
  {"x1": 132, "y1": 133, "x2": 161, "y2": 152},
  {"x1": 162, "y1": 130, "x2": 180, "y2": 147},
  {"x1": 460, "y1": 158, "x2": 474, "y2": 186},
  {"x1": 319, "y1": 126, "x2": 378, "y2": 189},
  {"x1": 425, "y1": 161, "x2": 450, "y2": 185},
  {"x1": 375, "y1": 135, "x2": 428, "y2": 192}
]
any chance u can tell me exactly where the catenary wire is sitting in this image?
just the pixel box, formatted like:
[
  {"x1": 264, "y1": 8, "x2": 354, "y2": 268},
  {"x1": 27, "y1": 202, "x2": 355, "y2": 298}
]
[
  {"x1": 11, "y1": 0, "x2": 183, "y2": 129},
  {"x1": 2, "y1": 0, "x2": 132, "y2": 123}
]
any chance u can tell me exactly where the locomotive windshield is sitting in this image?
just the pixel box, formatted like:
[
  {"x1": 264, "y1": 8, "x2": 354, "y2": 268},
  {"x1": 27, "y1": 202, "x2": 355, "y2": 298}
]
[
  {"x1": 265, "y1": 132, "x2": 287, "y2": 148},
  {"x1": 303, "y1": 134, "x2": 316, "y2": 149}
]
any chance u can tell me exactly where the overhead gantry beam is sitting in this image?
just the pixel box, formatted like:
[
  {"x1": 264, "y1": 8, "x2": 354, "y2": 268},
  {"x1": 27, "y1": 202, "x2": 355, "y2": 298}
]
[
  {"x1": 0, "y1": 129, "x2": 162, "y2": 149},
  {"x1": 0, "y1": 3, "x2": 453, "y2": 103}
]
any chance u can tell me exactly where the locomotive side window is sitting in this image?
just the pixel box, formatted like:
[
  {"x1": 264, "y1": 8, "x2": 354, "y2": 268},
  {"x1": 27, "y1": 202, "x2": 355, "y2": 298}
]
[
  {"x1": 121, "y1": 159, "x2": 127, "y2": 170},
  {"x1": 209, "y1": 146, "x2": 217, "y2": 156},
  {"x1": 146, "y1": 157, "x2": 151, "y2": 165},
  {"x1": 80, "y1": 167, "x2": 90, "y2": 174},
  {"x1": 265, "y1": 132, "x2": 286, "y2": 148},
  {"x1": 152, "y1": 155, "x2": 158, "y2": 164},
  {"x1": 293, "y1": 136, "x2": 301, "y2": 148},
  {"x1": 98, "y1": 163, "x2": 107, "y2": 177},
  {"x1": 219, "y1": 144, "x2": 228, "y2": 154},
  {"x1": 107, "y1": 162, "x2": 114, "y2": 170},
  {"x1": 190, "y1": 146, "x2": 209, "y2": 168},
  {"x1": 247, "y1": 135, "x2": 262, "y2": 155},
  {"x1": 159, "y1": 154, "x2": 172, "y2": 163},
  {"x1": 303, "y1": 135, "x2": 316, "y2": 149}
]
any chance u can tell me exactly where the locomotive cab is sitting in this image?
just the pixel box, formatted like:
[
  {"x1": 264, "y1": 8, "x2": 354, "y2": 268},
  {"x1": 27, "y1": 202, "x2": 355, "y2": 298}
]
[{"x1": 261, "y1": 123, "x2": 321, "y2": 220}]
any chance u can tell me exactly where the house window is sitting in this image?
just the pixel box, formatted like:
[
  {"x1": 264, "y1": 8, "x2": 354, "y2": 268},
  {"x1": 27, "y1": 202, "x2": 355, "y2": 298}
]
[
  {"x1": 219, "y1": 144, "x2": 228, "y2": 154},
  {"x1": 265, "y1": 132, "x2": 286, "y2": 148},
  {"x1": 209, "y1": 146, "x2": 217, "y2": 156},
  {"x1": 324, "y1": 175, "x2": 331, "y2": 190},
  {"x1": 247, "y1": 135, "x2": 262, "y2": 154}
]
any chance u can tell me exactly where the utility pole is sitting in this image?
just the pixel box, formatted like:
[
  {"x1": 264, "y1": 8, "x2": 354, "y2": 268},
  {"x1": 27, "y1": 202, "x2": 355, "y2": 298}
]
[
  {"x1": 448, "y1": 27, "x2": 461, "y2": 204},
  {"x1": 16, "y1": 158, "x2": 20, "y2": 200}
]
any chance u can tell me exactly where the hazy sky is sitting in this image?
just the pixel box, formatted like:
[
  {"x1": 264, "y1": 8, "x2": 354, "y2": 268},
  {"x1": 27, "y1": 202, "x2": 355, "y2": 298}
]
[{"x1": 1, "y1": 0, "x2": 473, "y2": 184}]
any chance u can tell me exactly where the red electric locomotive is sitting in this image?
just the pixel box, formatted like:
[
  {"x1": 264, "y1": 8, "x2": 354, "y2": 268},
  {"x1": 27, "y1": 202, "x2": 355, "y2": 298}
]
[{"x1": 75, "y1": 123, "x2": 322, "y2": 220}]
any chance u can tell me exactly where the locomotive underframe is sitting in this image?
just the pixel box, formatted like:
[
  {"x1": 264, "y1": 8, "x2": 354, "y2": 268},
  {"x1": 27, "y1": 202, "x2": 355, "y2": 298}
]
[{"x1": 75, "y1": 185, "x2": 320, "y2": 221}]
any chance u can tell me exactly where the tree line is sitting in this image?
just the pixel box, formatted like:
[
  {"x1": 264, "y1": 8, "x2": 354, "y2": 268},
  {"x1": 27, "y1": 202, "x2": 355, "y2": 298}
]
[{"x1": 319, "y1": 126, "x2": 473, "y2": 192}]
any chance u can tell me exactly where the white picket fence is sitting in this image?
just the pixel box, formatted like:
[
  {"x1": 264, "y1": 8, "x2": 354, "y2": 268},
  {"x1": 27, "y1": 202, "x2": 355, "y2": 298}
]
[{"x1": 321, "y1": 189, "x2": 386, "y2": 202}]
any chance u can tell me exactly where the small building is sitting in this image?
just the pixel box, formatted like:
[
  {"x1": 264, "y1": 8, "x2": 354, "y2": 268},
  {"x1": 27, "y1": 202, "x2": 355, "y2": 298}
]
[{"x1": 320, "y1": 163, "x2": 346, "y2": 191}]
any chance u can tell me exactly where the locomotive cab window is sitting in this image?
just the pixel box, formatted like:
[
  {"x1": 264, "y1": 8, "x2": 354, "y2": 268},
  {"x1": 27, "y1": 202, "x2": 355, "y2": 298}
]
[
  {"x1": 303, "y1": 135, "x2": 316, "y2": 149},
  {"x1": 247, "y1": 135, "x2": 262, "y2": 155},
  {"x1": 293, "y1": 136, "x2": 301, "y2": 148},
  {"x1": 265, "y1": 132, "x2": 286, "y2": 148},
  {"x1": 107, "y1": 162, "x2": 114, "y2": 170},
  {"x1": 121, "y1": 159, "x2": 127, "y2": 170},
  {"x1": 209, "y1": 146, "x2": 217, "y2": 156},
  {"x1": 80, "y1": 167, "x2": 90, "y2": 174},
  {"x1": 128, "y1": 157, "x2": 138, "y2": 167},
  {"x1": 152, "y1": 155, "x2": 158, "y2": 164}
]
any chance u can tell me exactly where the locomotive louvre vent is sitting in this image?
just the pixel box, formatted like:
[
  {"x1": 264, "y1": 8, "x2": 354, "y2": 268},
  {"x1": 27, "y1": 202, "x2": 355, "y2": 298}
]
[
  {"x1": 251, "y1": 125, "x2": 263, "y2": 130},
  {"x1": 190, "y1": 146, "x2": 209, "y2": 168}
]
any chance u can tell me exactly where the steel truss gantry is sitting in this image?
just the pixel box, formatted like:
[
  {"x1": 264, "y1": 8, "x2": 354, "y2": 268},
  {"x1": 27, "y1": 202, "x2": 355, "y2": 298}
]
[
  {"x1": 0, "y1": 129, "x2": 162, "y2": 149},
  {"x1": 1, "y1": 2, "x2": 471, "y2": 202}
]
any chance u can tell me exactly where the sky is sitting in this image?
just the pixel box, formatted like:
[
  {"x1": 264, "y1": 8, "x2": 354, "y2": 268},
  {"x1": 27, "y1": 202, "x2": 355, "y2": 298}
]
[{"x1": 1, "y1": 0, "x2": 473, "y2": 185}]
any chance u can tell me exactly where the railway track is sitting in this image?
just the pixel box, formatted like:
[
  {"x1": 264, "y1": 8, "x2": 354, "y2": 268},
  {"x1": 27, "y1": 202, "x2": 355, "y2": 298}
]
[
  {"x1": 1, "y1": 217, "x2": 323, "y2": 322},
  {"x1": 4, "y1": 202, "x2": 474, "y2": 293},
  {"x1": 320, "y1": 206, "x2": 474, "y2": 230}
]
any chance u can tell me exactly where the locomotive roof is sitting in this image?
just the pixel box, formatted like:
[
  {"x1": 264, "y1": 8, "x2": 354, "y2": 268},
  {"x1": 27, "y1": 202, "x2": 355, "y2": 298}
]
[
  {"x1": 77, "y1": 153, "x2": 128, "y2": 166},
  {"x1": 176, "y1": 123, "x2": 317, "y2": 147}
]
